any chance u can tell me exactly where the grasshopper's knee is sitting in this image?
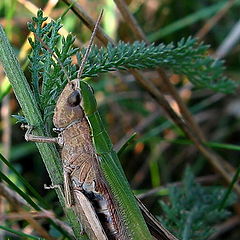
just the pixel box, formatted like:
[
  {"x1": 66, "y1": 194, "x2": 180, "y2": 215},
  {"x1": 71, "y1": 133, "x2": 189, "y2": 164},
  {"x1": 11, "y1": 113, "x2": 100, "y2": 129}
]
[
  {"x1": 44, "y1": 184, "x2": 60, "y2": 190},
  {"x1": 21, "y1": 124, "x2": 34, "y2": 142}
]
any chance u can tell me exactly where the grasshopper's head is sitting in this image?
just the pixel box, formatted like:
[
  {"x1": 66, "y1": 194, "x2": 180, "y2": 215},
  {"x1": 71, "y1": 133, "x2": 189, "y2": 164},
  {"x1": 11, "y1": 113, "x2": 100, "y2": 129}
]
[{"x1": 53, "y1": 79, "x2": 84, "y2": 128}]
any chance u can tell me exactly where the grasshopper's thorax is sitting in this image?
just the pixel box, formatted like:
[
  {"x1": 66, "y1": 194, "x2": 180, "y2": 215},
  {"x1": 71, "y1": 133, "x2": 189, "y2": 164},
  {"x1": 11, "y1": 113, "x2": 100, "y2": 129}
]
[{"x1": 53, "y1": 80, "x2": 84, "y2": 128}]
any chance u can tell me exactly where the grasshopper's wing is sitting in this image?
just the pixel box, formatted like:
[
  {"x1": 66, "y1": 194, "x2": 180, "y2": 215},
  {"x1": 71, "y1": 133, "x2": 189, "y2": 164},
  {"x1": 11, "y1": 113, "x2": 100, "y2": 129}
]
[
  {"x1": 136, "y1": 198, "x2": 179, "y2": 240},
  {"x1": 73, "y1": 189, "x2": 108, "y2": 240},
  {"x1": 93, "y1": 173, "x2": 128, "y2": 240}
]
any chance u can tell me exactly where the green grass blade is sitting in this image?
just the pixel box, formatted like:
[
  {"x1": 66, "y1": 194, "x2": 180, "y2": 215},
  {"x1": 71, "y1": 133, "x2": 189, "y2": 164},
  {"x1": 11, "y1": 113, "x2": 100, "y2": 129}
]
[
  {"x1": 0, "y1": 153, "x2": 49, "y2": 208},
  {"x1": 206, "y1": 142, "x2": 240, "y2": 151},
  {"x1": 0, "y1": 154, "x2": 74, "y2": 239},
  {"x1": 0, "y1": 225, "x2": 44, "y2": 240},
  {"x1": 141, "y1": 136, "x2": 240, "y2": 152},
  {"x1": 219, "y1": 163, "x2": 240, "y2": 210},
  {"x1": 0, "y1": 170, "x2": 41, "y2": 210},
  {"x1": 117, "y1": 132, "x2": 137, "y2": 156}
]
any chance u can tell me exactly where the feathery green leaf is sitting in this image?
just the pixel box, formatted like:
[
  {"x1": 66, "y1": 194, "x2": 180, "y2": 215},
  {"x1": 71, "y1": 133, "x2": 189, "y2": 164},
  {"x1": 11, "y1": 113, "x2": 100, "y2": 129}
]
[
  {"x1": 159, "y1": 167, "x2": 236, "y2": 240},
  {"x1": 27, "y1": 10, "x2": 237, "y2": 122}
]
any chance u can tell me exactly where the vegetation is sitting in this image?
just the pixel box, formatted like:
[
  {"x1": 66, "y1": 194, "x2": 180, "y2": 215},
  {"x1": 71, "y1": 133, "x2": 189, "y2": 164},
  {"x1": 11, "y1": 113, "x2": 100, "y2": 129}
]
[{"x1": 0, "y1": 1, "x2": 239, "y2": 239}]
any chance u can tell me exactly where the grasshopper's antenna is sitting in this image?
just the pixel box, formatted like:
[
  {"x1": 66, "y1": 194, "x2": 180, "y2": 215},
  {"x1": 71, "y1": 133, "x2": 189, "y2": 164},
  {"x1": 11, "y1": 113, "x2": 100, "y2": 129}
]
[
  {"x1": 77, "y1": 9, "x2": 103, "y2": 80},
  {"x1": 33, "y1": 33, "x2": 72, "y2": 83}
]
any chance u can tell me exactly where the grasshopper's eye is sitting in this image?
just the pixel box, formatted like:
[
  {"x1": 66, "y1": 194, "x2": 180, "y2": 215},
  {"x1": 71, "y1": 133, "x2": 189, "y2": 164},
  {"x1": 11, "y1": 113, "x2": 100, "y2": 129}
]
[{"x1": 68, "y1": 90, "x2": 81, "y2": 107}]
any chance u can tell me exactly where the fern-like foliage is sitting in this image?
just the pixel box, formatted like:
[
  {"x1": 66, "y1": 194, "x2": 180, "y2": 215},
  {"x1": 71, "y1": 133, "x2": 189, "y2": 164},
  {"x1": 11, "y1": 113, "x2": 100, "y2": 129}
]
[
  {"x1": 82, "y1": 39, "x2": 237, "y2": 94},
  {"x1": 27, "y1": 11, "x2": 78, "y2": 124},
  {"x1": 27, "y1": 10, "x2": 237, "y2": 122},
  {"x1": 159, "y1": 167, "x2": 236, "y2": 240}
]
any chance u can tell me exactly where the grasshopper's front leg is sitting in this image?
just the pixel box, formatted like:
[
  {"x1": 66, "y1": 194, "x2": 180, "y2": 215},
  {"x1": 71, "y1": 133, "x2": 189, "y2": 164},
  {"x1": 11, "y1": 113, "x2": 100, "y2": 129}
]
[
  {"x1": 22, "y1": 124, "x2": 72, "y2": 205},
  {"x1": 22, "y1": 124, "x2": 61, "y2": 144}
]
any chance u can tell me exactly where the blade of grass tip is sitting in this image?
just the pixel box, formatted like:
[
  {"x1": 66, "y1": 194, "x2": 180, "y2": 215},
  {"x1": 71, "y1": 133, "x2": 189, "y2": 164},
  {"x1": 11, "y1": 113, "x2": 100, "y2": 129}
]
[
  {"x1": 150, "y1": 160, "x2": 161, "y2": 188},
  {"x1": 0, "y1": 225, "x2": 43, "y2": 240},
  {"x1": 117, "y1": 132, "x2": 137, "y2": 156},
  {"x1": 0, "y1": 153, "x2": 49, "y2": 208},
  {"x1": 207, "y1": 142, "x2": 240, "y2": 151},
  {"x1": 147, "y1": 0, "x2": 227, "y2": 41},
  {"x1": 218, "y1": 163, "x2": 240, "y2": 210},
  {"x1": 139, "y1": 121, "x2": 171, "y2": 143},
  {"x1": 61, "y1": 0, "x2": 78, "y2": 19}
]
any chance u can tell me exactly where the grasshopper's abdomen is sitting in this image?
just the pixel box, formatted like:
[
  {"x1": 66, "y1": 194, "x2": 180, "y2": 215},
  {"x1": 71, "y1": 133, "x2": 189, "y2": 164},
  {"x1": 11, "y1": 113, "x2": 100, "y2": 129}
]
[
  {"x1": 83, "y1": 185, "x2": 121, "y2": 239},
  {"x1": 61, "y1": 118, "x2": 128, "y2": 239}
]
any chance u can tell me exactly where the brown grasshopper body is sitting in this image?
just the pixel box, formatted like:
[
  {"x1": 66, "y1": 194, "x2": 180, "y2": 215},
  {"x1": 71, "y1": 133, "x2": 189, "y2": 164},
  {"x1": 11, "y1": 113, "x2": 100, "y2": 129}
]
[
  {"x1": 53, "y1": 80, "x2": 127, "y2": 240},
  {"x1": 25, "y1": 80, "x2": 179, "y2": 240},
  {"x1": 24, "y1": 80, "x2": 129, "y2": 239}
]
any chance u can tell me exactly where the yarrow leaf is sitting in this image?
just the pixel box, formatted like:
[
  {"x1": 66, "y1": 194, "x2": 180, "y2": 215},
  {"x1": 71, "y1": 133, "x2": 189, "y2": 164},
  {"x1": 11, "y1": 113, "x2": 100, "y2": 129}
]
[{"x1": 28, "y1": 10, "x2": 237, "y2": 122}]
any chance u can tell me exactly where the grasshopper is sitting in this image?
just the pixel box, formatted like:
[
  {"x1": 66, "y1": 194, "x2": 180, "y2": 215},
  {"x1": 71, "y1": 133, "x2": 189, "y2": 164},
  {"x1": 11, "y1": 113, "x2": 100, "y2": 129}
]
[{"x1": 23, "y1": 11, "x2": 178, "y2": 240}]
